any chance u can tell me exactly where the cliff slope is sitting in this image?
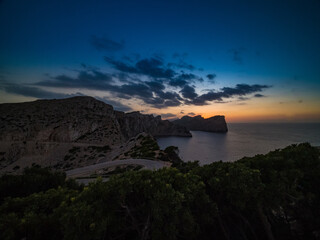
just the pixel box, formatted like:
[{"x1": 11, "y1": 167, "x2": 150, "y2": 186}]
[
  {"x1": 0, "y1": 96, "x2": 123, "y2": 145},
  {"x1": 0, "y1": 96, "x2": 190, "y2": 144},
  {"x1": 116, "y1": 111, "x2": 191, "y2": 138},
  {"x1": 0, "y1": 96, "x2": 190, "y2": 173},
  {"x1": 173, "y1": 115, "x2": 228, "y2": 133}
]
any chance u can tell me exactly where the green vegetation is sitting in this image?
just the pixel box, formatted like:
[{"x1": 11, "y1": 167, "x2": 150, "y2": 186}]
[
  {"x1": 159, "y1": 146, "x2": 182, "y2": 165},
  {"x1": 127, "y1": 135, "x2": 160, "y2": 159},
  {"x1": 0, "y1": 166, "x2": 81, "y2": 203},
  {"x1": 0, "y1": 143, "x2": 319, "y2": 240}
]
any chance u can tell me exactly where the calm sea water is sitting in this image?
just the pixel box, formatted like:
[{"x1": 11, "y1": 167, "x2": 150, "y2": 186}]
[{"x1": 157, "y1": 123, "x2": 320, "y2": 165}]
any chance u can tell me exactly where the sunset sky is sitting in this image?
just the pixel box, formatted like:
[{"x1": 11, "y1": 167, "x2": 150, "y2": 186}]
[{"x1": 0, "y1": 0, "x2": 320, "y2": 122}]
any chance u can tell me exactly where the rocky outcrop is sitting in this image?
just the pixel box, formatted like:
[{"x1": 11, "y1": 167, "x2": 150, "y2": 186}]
[
  {"x1": 115, "y1": 111, "x2": 191, "y2": 138},
  {"x1": 0, "y1": 96, "x2": 191, "y2": 145},
  {"x1": 173, "y1": 115, "x2": 228, "y2": 133},
  {"x1": 0, "y1": 96, "x2": 191, "y2": 173},
  {"x1": 0, "y1": 96, "x2": 123, "y2": 145}
]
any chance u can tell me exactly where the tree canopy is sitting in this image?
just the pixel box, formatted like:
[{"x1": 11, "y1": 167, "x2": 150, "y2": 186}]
[{"x1": 0, "y1": 143, "x2": 319, "y2": 240}]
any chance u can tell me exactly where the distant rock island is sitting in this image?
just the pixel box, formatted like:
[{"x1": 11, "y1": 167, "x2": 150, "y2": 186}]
[{"x1": 173, "y1": 115, "x2": 228, "y2": 133}]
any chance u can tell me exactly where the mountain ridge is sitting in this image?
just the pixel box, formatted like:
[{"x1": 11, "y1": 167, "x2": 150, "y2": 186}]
[{"x1": 0, "y1": 96, "x2": 190, "y2": 173}]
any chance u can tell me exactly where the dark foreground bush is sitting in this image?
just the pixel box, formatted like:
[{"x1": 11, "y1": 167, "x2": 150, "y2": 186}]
[{"x1": 0, "y1": 143, "x2": 319, "y2": 240}]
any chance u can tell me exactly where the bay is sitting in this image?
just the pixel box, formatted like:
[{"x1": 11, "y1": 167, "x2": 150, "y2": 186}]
[{"x1": 157, "y1": 123, "x2": 320, "y2": 164}]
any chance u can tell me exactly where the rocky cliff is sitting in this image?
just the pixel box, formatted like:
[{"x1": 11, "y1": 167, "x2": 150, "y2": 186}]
[
  {"x1": 173, "y1": 115, "x2": 228, "y2": 133},
  {"x1": 0, "y1": 96, "x2": 191, "y2": 144},
  {"x1": 115, "y1": 111, "x2": 191, "y2": 138},
  {"x1": 0, "y1": 96, "x2": 191, "y2": 173},
  {"x1": 0, "y1": 96, "x2": 123, "y2": 145}
]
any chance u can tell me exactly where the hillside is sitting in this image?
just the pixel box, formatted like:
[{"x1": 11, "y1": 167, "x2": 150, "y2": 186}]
[{"x1": 0, "y1": 96, "x2": 190, "y2": 173}]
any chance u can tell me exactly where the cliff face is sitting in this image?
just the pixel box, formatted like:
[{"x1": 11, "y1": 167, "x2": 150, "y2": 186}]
[
  {"x1": 173, "y1": 115, "x2": 228, "y2": 133},
  {"x1": 0, "y1": 96, "x2": 191, "y2": 173},
  {"x1": 0, "y1": 96, "x2": 191, "y2": 144},
  {"x1": 0, "y1": 96, "x2": 124, "y2": 145},
  {"x1": 115, "y1": 111, "x2": 191, "y2": 138}
]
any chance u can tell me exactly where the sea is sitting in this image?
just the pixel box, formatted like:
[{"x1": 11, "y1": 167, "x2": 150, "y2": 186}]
[{"x1": 157, "y1": 123, "x2": 320, "y2": 165}]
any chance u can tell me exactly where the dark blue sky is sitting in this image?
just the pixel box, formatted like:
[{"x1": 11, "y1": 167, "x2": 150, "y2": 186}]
[{"x1": 0, "y1": 0, "x2": 319, "y2": 122}]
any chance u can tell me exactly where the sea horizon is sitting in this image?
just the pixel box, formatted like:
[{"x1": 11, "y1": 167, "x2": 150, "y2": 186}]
[{"x1": 157, "y1": 122, "x2": 320, "y2": 164}]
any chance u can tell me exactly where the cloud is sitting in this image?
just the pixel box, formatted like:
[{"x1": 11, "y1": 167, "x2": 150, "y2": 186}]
[
  {"x1": 254, "y1": 94, "x2": 265, "y2": 98},
  {"x1": 136, "y1": 58, "x2": 175, "y2": 78},
  {"x1": 168, "y1": 73, "x2": 200, "y2": 87},
  {"x1": 221, "y1": 84, "x2": 269, "y2": 97},
  {"x1": 180, "y1": 85, "x2": 198, "y2": 99},
  {"x1": 32, "y1": 62, "x2": 270, "y2": 108},
  {"x1": 157, "y1": 90, "x2": 182, "y2": 101},
  {"x1": 238, "y1": 96, "x2": 250, "y2": 101},
  {"x1": 190, "y1": 84, "x2": 271, "y2": 105},
  {"x1": 111, "y1": 79, "x2": 182, "y2": 108},
  {"x1": 105, "y1": 56, "x2": 205, "y2": 87},
  {"x1": 90, "y1": 36, "x2": 124, "y2": 52},
  {"x1": 145, "y1": 80, "x2": 165, "y2": 92},
  {"x1": 105, "y1": 57, "x2": 176, "y2": 79},
  {"x1": 0, "y1": 80, "x2": 80, "y2": 99},
  {"x1": 191, "y1": 91, "x2": 223, "y2": 105},
  {"x1": 188, "y1": 112, "x2": 196, "y2": 116},
  {"x1": 105, "y1": 55, "x2": 204, "y2": 89},
  {"x1": 32, "y1": 65, "x2": 184, "y2": 109},
  {"x1": 21, "y1": 44, "x2": 271, "y2": 109},
  {"x1": 168, "y1": 78, "x2": 188, "y2": 87},
  {"x1": 36, "y1": 69, "x2": 113, "y2": 90},
  {"x1": 104, "y1": 57, "x2": 138, "y2": 74},
  {"x1": 1, "y1": 78, "x2": 133, "y2": 111},
  {"x1": 206, "y1": 73, "x2": 216, "y2": 82}
]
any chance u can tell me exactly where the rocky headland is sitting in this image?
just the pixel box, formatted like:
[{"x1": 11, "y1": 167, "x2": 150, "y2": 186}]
[
  {"x1": 173, "y1": 115, "x2": 228, "y2": 133},
  {"x1": 0, "y1": 96, "x2": 190, "y2": 173}
]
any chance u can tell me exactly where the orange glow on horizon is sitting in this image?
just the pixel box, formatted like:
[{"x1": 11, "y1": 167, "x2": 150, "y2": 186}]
[{"x1": 153, "y1": 97, "x2": 320, "y2": 123}]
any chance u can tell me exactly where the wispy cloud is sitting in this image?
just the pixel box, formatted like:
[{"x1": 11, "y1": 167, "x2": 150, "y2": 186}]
[
  {"x1": 206, "y1": 73, "x2": 217, "y2": 83},
  {"x1": 0, "y1": 80, "x2": 79, "y2": 99},
  {"x1": 189, "y1": 84, "x2": 271, "y2": 106},
  {"x1": 254, "y1": 94, "x2": 265, "y2": 98}
]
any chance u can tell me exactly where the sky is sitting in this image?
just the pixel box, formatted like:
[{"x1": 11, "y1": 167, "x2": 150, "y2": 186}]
[{"x1": 0, "y1": 0, "x2": 320, "y2": 122}]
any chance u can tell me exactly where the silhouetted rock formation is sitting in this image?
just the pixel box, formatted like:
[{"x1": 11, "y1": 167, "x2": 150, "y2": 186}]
[
  {"x1": 115, "y1": 111, "x2": 192, "y2": 138},
  {"x1": 0, "y1": 96, "x2": 191, "y2": 145},
  {"x1": 173, "y1": 115, "x2": 228, "y2": 133},
  {"x1": 0, "y1": 96, "x2": 191, "y2": 172},
  {"x1": 0, "y1": 96, "x2": 122, "y2": 145}
]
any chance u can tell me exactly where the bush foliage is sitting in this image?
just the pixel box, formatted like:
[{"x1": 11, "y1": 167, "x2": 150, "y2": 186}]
[{"x1": 0, "y1": 143, "x2": 319, "y2": 240}]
